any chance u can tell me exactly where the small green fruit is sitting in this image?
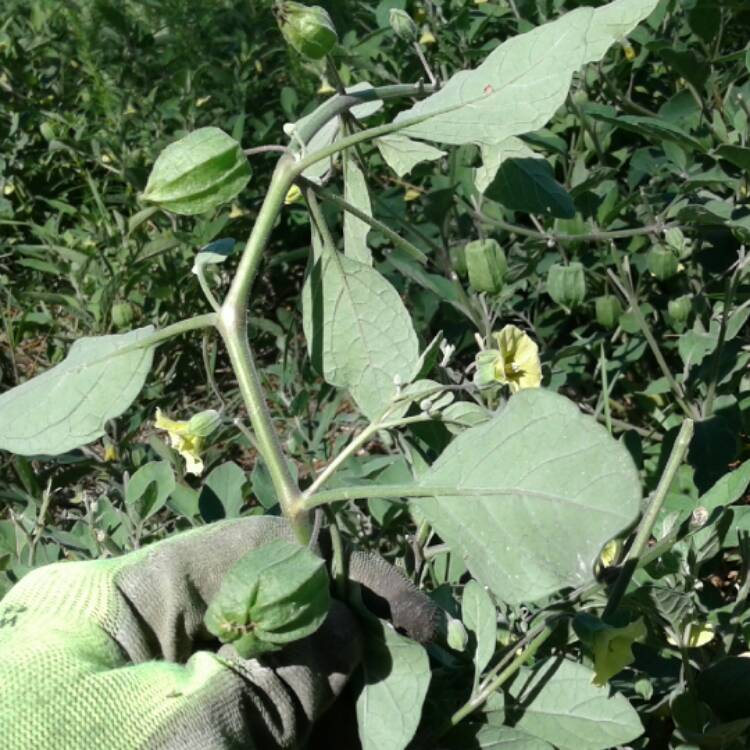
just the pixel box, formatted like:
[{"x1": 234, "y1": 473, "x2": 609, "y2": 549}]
[
  {"x1": 111, "y1": 302, "x2": 135, "y2": 329},
  {"x1": 187, "y1": 409, "x2": 222, "y2": 438},
  {"x1": 389, "y1": 8, "x2": 419, "y2": 43},
  {"x1": 142, "y1": 127, "x2": 251, "y2": 216},
  {"x1": 547, "y1": 262, "x2": 586, "y2": 309},
  {"x1": 647, "y1": 246, "x2": 679, "y2": 280},
  {"x1": 205, "y1": 539, "x2": 330, "y2": 659},
  {"x1": 449, "y1": 243, "x2": 468, "y2": 277},
  {"x1": 275, "y1": 2, "x2": 338, "y2": 60},
  {"x1": 595, "y1": 295, "x2": 622, "y2": 329},
  {"x1": 668, "y1": 294, "x2": 692, "y2": 329},
  {"x1": 465, "y1": 238, "x2": 507, "y2": 294}
]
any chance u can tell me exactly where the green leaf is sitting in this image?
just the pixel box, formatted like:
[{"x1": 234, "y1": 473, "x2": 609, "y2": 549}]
[
  {"x1": 142, "y1": 128, "x2": 251, "y2": 215},
  {"x1": 449, "y1": 724, "x2": 553, "y2": 750},
  {"x1": 125, "y1": 461, "x2": 176, "y2": 521},
  {"x1": 462, "y1": 580, "x2": 497, "y2": 690},
  {"x1": 343, "y1": 153, "x2": 373, "y2": 264},
  {"x1": 302, "y1": 251, "x2": 420, "y2": 420},
  {"x1": 507, "y1": 659, "x2": 643, "y2": 750},
  {"x1": 376, "y1": 134, "x2": 446, "y2": 177},
  {"x1": 413, "y1": 389, "x2": 640, "y2": 604},
  {"x1": 0, "y1": 326, "x2": 155, "y2": 456},
  {"x1": 394, "y1": 0, "x2": 658, "y2": 146},
  {"x1": 478, "y1": 139, "x2": 575, "y2": 218},
  {"x1": 192, "y1": 238, "x2": 236, "y2": 273},
  {"x1": 716, "y1": 144, "x2": 750, "y2": 172},
  {"x1": 200, "y1": 461, "x2": 246, "y2": 519},
  {"x1": 591, "y1": 113, "x2": 706, "y2": 153},
  {"x1": 696, "y1": 459, "x2": 750, "y2": 513},
  {"x1": 356, "y1": 619, "x2": 431, "y2": 750}
]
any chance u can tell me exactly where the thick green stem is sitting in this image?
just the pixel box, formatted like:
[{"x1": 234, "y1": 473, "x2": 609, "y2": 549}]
[
  {"x1": 219, "y1": 158, "x2": 308, "y2": 541},
  {"x1": 602, "y1": 418, "x2": 694, "y2": 621}
]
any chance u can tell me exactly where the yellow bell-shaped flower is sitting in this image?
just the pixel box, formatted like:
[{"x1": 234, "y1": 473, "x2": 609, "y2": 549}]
[
  {"x1": 490, "y1": 324, "x2": 542, "y2": 393},
  {"x1": 154, "y1": 408, "x2": 220, "y2": 476}
]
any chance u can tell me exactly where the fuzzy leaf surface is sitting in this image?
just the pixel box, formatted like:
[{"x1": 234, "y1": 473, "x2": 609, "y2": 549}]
[{"x1": 414, "y1": 389, "x2": 640, "y2": 604}]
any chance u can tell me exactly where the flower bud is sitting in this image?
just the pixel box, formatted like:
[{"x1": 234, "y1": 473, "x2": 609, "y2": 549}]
[
  {"x1": 668, "y1": 294, "x2": 692, "y2": 328},
  {"x1": 275, "y1": 2, "x2": 338, "y2": 60},
  {"x1": 446, "y1": 617, "x2": 468, "y2": 651},
  {"x1": 647, "y1": 246, "x2": 679, "y2": 280},
  {"x1": 547, "y1": 262, "x2": 586, "y2": 309},
  {"x1": 111, "y1": 302, "x2": 135, "y2": 330},
  {"x1": 595, "y1": 295, "x2": 622, "y2": 329},
  {"x1": 450, "y1": 243, "x2": 468, "y2": 277},
  {"x1": 187, "y1": 409, "x2": 222, "y2": 438},
  {"x1": 205, "y1": 539, "x2": 330, "y2": 658},
  {"x1": 465, "y1": 238, "x2": 507, "y2": 294},
  {"x1": 389, "y1": 8, "x2": 418, "y2": 43}
]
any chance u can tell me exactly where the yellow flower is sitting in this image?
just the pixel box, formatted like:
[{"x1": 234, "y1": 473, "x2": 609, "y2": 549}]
[
  {"x1": 599, "y1": 538, "x2": 622, "y2": 568},
  {"x1": 284, "y1": 184, "x2": 304, "y2": 205},
  {"x1": 404, "y1": 187, "x2": 422, "y2": 202},
  {"x1": 666, "y1": 622, "x2": 715, "y2": 648},
  {"x1": 623, "y1": 43, "x2": 636, "y2": 61},
  {"x1": 419, "y1": 29, "x2": 436, "y2": 45},
  {"x1": 591, "y1": 618, "x2": 647, "y2": 686},
  {"x1": 154, "y1": 408, "x2": 220, "y2": 476},
  {"x1": 103, "y1": 443, "x2": 117, "y2": 462},
  {"x1": 317, "y1": 79, "x2": 336, "y2": 96},
  {"x1": 229, "y1": 203, "x2": 246, "y2": 218},
  {"x1": 489, "y1": 325, "x2": 542, "y2": 393}
]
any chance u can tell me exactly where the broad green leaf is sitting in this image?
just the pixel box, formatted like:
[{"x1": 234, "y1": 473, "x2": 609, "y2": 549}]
[
  {"x1": 414, "y1": 389, "x2": 640, "y2": 604},
  {"x1": 479, "y1": 139, "x2": 575, "y2": 218},
  {"x1": 142, "y1": 128, "x2": 251, "y2": 215},
  {"x1": 462, "y1": 580, "x2": 497, "y2": 690},
  {"x1": 343, "y1": 152, "x2": 373, "y2": 264},
  {"x1": 592, "y1": 113, "x2": 706, "y2": 153},
  {"x1": 302, "y1": 251, "x2": 419, "y2": 420},
  {"x1": 0, "y1": 326, "x2": 154, "y2": 456},
  {"x1": 125, "y1": 461, "x2": 175, "y2": 521},
  {"x1": 200, "y1": 461, "x2": 247, "y2": 519},
  {"x1": 448, "y1": 725, "x2": 552, "y2": 750},
  {"x1": 192, "y1": 238, "x2": 236, "y2": 273},
  {"x1": 376, "y1": 134, "x2": 446, "y2": 177},
  {"x1": 356, "y1": 619, "x2": 431, "y2": 750},
  {"x1": 697, "y1": 459, "x2": 750, "y2": 513},
  {"x1": 394, "y1": 0, "x2": 658, "y2": 146},
  {"x1": 507, "y1": 659, "x2": 643, "y2": 750}
]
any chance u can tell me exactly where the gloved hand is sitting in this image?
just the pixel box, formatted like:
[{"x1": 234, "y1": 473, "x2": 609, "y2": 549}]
[{"x1": 0, "y1": 516, "x2": 437, "y2": 749}]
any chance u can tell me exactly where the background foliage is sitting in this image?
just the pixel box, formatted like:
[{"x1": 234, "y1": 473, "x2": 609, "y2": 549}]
[{"x1": 1, "y1": 0, "x2": 750, "y2": 748}]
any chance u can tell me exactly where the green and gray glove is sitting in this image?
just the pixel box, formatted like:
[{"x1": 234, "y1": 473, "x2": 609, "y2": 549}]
[{"x1": 0, "y1": 516, "x2": 437, "y2": 749}]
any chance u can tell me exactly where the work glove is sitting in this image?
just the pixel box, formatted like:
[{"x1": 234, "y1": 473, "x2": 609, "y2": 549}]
[{"x1": 0, "y1": 516, "x2": 437, "y2": 749}]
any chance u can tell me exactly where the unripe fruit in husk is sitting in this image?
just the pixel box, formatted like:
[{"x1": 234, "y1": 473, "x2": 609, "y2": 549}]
[
  {"x1": 668, "y1": 294, "x2": 692, "y2": 330},
  {"x1": 647, "y1": 246, "x2": 679, "y2": 280},
  {"x1": 389, "y1": 8, "x2": 419, "y2": 42},
  {"x1": 465, "y1": 238, "x2": 507, "y2": 294},
  {"x1": 595, "y1": 295, "x2": 622, "y2": 329},
  {"x1": 450, "y1": 243, "x2": 468, "y2": 277},
  {"x1": 547, "y1": 262, "x2": 586, "y2": 309},
  {"x1": 111, "y1": 302, "x2": 135, "y2": 329},
  {"x1": 205, "y1": 539, "x2": 330, "y2": 659},
  {"x1": 142, "y1": 127, "x2": 251, "y2": 216},
  {"x1": 187, "y1": 409, "x2": 222, "y2": 438},
  {"x1": 275, "y1": 2, "x2": 338, "y2": 60}
]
